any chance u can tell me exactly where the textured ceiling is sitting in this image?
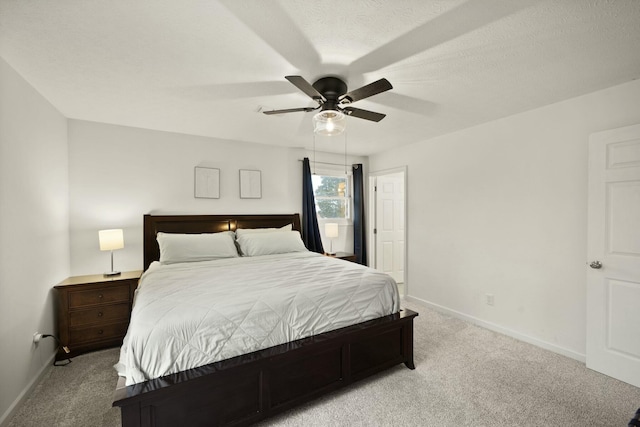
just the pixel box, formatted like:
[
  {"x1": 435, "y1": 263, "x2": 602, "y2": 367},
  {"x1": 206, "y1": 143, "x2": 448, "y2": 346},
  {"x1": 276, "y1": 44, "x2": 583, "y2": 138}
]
[{"x1": 1, "y1": 0, "x2": 640, "y2": 155}]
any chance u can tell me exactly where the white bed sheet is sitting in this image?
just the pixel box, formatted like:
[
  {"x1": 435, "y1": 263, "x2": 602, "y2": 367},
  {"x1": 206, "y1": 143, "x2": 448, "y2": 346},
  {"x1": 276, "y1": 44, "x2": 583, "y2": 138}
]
[{"x1": 115, "y1": 252, "x2": 400, "y2": 385}]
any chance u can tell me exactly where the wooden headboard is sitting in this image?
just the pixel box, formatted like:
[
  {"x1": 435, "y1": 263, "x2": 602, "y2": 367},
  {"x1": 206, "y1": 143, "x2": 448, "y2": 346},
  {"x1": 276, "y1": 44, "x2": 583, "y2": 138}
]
[{"x1": 143, "y1": 213, "x2": 302, "y2": 270}]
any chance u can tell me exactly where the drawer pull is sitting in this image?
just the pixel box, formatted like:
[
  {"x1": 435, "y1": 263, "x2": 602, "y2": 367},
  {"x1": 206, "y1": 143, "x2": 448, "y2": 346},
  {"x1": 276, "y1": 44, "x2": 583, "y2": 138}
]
[
  {"x1": 98, "y1": 329, "x2": 104, "y2": 335},
  {"x1": 98, "y1": 294, "x2": 104, "y2": 299},
  {"x1": 97, "y1": 311, "x2": 103, "y2": 317}
]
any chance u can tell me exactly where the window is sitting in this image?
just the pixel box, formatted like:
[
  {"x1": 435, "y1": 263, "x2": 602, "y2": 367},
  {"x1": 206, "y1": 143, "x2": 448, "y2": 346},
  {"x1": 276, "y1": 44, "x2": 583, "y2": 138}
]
[{"x1": 312, "y1": 173, "x2": 351, "y2": 220}]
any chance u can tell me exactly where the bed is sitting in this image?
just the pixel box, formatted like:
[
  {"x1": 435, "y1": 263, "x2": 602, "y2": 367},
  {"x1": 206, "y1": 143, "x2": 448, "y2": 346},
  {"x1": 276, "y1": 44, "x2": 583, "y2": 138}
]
[{"x1": 113, "y1": 213, "x2": 417, "y2": 427}]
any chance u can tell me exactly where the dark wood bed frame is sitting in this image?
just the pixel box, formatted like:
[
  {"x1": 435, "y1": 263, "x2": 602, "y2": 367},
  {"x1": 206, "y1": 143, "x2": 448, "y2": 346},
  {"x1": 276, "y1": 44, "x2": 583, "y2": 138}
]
[{"x1": 113, "y1": 213, "x2": 418, "y2": 427}]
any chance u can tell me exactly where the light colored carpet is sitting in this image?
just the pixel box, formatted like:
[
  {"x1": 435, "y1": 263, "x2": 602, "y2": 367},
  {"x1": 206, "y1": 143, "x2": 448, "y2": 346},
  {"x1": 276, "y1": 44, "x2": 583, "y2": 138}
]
[
  {"x1": 8, "y1": 300, "x2": 640, "y2": 426},
  {"x1": 7, "y1": 347, "x2": 120, "y2": 427}
]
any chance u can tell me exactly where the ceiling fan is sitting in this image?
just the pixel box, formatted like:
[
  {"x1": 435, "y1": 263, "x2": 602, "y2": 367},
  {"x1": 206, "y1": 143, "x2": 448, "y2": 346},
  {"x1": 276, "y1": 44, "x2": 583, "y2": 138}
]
[{"x1": 263, "y1": 76, "x2": 392, "y2": 134}]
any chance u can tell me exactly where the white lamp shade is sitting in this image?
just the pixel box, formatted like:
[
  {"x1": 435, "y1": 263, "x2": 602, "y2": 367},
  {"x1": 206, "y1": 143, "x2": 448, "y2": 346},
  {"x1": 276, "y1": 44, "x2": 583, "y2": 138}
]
[
  {"x1": 99, "y1": 229, "x2": 124, "y2": 251},
  {"x1": 325, "y1": 223, "x2": 339, "y2": 238}
]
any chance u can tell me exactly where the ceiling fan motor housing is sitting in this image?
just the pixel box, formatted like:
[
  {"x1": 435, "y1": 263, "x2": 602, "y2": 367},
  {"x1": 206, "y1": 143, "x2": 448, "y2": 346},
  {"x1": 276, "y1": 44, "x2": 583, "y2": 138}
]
[{"x1": 313, "y1": 77, "x2": 348, "y2": 110}]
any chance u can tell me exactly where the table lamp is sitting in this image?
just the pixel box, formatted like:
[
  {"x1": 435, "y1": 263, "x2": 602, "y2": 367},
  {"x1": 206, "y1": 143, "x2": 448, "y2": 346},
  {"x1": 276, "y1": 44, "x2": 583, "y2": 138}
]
[
  {"x1": 325, "y1": 223, "x2": 339, "y2": 255},
  {"x1": 99, "y1": 229, "x2": 124, "y2": 276}
]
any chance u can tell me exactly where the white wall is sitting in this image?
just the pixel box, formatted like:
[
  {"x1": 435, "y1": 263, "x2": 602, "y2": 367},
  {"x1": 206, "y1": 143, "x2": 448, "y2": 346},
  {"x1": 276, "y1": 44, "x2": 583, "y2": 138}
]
[
  {"x1": 68, "y1": 120, "x2": 366, "y2": 275},
  {"x1": 0, "y1": 58, "x2": 69, "y2": 425},
  {"x1": 370, "y1": 79, "x2": 640, "y2": 360}
]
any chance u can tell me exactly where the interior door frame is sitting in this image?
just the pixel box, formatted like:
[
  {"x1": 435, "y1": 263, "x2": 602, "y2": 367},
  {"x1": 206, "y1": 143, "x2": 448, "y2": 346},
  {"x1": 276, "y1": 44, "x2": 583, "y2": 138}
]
[{"x1": 368, "y1": 166, "x2": 408, "y2": 297}]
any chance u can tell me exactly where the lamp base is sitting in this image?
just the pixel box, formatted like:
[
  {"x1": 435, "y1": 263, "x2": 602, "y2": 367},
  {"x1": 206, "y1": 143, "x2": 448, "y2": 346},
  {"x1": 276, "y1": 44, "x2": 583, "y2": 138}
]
[{"x1": 104, "y1": 250, "x2": 121, "y2": 277}]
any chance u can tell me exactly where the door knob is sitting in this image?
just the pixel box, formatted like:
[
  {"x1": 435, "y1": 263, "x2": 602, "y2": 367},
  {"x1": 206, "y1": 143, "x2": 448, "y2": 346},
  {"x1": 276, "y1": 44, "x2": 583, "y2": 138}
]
[{"x1": 589, "y1": 261, "x2": 602, "y2": 269}]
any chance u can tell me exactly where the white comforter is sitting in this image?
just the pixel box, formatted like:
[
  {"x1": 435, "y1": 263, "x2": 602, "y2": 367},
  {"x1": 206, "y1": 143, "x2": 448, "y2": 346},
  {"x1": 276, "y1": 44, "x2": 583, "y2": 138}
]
[{"x1": 115, "y1": 252, "x2": 400, "y2": 385}]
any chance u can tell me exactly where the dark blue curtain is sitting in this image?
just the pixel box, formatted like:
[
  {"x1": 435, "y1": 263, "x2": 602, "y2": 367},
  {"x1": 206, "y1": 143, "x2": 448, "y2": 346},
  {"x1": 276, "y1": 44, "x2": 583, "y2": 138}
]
[
  {"x1": 352, "y1": 164, "x2": 367, "y2": 265},
  {"x1": 302, "y1": 158, "x2": 324, "y2": 253}
]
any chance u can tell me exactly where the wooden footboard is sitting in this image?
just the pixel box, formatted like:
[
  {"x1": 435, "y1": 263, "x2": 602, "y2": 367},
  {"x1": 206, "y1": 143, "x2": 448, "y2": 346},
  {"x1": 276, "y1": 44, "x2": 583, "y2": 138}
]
[{"x1": 113, "y1": 309, "x2": 417, "y2": 427}]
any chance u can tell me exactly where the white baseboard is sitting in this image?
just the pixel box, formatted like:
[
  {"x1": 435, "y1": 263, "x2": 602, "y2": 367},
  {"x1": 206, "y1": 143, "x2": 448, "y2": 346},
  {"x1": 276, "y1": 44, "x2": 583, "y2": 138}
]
[
  {"x1": 404, "y1": 295, "x2": 586, "y2": 363},
  {"x1": 0, "y1": 353, "x2": 55, "y2": 427}
]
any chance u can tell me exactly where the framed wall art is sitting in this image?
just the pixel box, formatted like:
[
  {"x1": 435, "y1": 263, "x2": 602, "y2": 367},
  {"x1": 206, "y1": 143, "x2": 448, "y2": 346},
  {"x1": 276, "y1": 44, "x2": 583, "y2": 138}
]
[
  {"x1": 239, "y1": 169, "x2": 261, "y2": 199},
  {"x1": 194, "y1": 167, "x2": 220, "y2": 199}
]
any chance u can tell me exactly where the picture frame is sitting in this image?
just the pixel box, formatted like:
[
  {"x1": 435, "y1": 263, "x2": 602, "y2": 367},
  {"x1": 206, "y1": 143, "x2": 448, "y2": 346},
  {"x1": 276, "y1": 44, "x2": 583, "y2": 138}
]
[
  {"x1": 239, "y1": 169, "x2": 262, "y2": 199},
  {"x1": 194, "y1": 167, "x2": 220, "y2": 199}
]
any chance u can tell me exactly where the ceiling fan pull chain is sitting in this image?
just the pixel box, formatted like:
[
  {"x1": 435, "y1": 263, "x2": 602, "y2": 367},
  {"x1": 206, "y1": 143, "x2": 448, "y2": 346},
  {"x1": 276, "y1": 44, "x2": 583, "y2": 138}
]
[{"x1": 344, "y1": 130, "x2": 348, "y2": 174}]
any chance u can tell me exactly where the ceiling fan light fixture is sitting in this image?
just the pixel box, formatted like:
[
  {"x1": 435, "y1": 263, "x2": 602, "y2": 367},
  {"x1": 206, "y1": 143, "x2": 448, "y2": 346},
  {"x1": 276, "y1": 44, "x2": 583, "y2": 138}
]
[{"x1": 313, "y1": 109, "x2": 346, "y2": 136}]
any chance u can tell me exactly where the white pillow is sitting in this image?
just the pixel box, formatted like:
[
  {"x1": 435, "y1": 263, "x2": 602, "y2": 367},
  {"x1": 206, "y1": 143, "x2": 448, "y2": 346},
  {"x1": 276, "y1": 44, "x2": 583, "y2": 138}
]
[
  {"x1": 235, "y1": 224, "x2": 292, "y2": 237},
  {"x1": 157, "y1": 231, "x2": 239, "y2": 264},
  {"x1": 236, "y1": 230, "x2": 308, "y2": 256}
]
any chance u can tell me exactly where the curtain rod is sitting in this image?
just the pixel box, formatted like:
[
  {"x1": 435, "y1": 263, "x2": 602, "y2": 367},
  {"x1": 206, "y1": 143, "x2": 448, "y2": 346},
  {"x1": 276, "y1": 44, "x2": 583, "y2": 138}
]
[{"x1": 297, "y1": 159, "x2": 350, "y2": 167}]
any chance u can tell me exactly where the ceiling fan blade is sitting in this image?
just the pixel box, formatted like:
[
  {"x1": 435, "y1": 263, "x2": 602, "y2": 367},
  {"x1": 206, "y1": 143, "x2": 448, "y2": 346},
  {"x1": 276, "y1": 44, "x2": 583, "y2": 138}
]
[
  {"x1": 285, "y1": 76, "x2": 325, "y2": 102},
  {"x1": 339, "y1": 78, "x2": 392, "y2": 104},
  {"x1": 342, "y1": 107, "x2": 386, "y2": 122},
  {"x1": 263, "y1": 106, "x2": 319, "y2": 115}
]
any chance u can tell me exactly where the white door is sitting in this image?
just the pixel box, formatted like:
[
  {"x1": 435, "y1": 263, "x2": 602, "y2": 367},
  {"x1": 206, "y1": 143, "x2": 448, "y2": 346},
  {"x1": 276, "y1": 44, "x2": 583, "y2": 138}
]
[
  {"x1": 587, "y1": 123, "x2": 640, "y2": 388},
  {"x1": 376, "y1": 172, "x2": 405, "y2": 284}
]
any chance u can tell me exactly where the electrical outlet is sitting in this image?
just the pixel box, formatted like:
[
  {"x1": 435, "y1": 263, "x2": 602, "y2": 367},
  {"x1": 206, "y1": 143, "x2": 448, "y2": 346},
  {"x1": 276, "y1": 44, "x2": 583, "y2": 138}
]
[
  {"x1": 33, "y1": 332, "x2": 43, "y2": 343},
  {"x1": 485, "y1": 294, "x2": 495, "y2": 306}
]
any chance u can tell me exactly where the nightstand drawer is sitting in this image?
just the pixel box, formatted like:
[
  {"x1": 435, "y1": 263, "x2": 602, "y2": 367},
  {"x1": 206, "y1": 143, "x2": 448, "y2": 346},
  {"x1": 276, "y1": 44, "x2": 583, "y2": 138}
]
[
  {"x1": 69, "y1": 321, "x2": 129, "y2": 343},
  {"x1": 68, "y1": 284, "x2": 130, "y2": 308},
  {"x1": 69, "y1": 302, "x2": 130, "y2": 327}
]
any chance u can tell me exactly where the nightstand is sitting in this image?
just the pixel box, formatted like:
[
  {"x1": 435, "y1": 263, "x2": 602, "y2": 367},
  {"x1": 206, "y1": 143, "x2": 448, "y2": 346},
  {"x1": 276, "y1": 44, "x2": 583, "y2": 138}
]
[
  {"x1": 325, "y1": 252, "x2": 357, "y2": 262},
  {"x1": 54, "y1": 270, "x2": 141, "y2": 360}
]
